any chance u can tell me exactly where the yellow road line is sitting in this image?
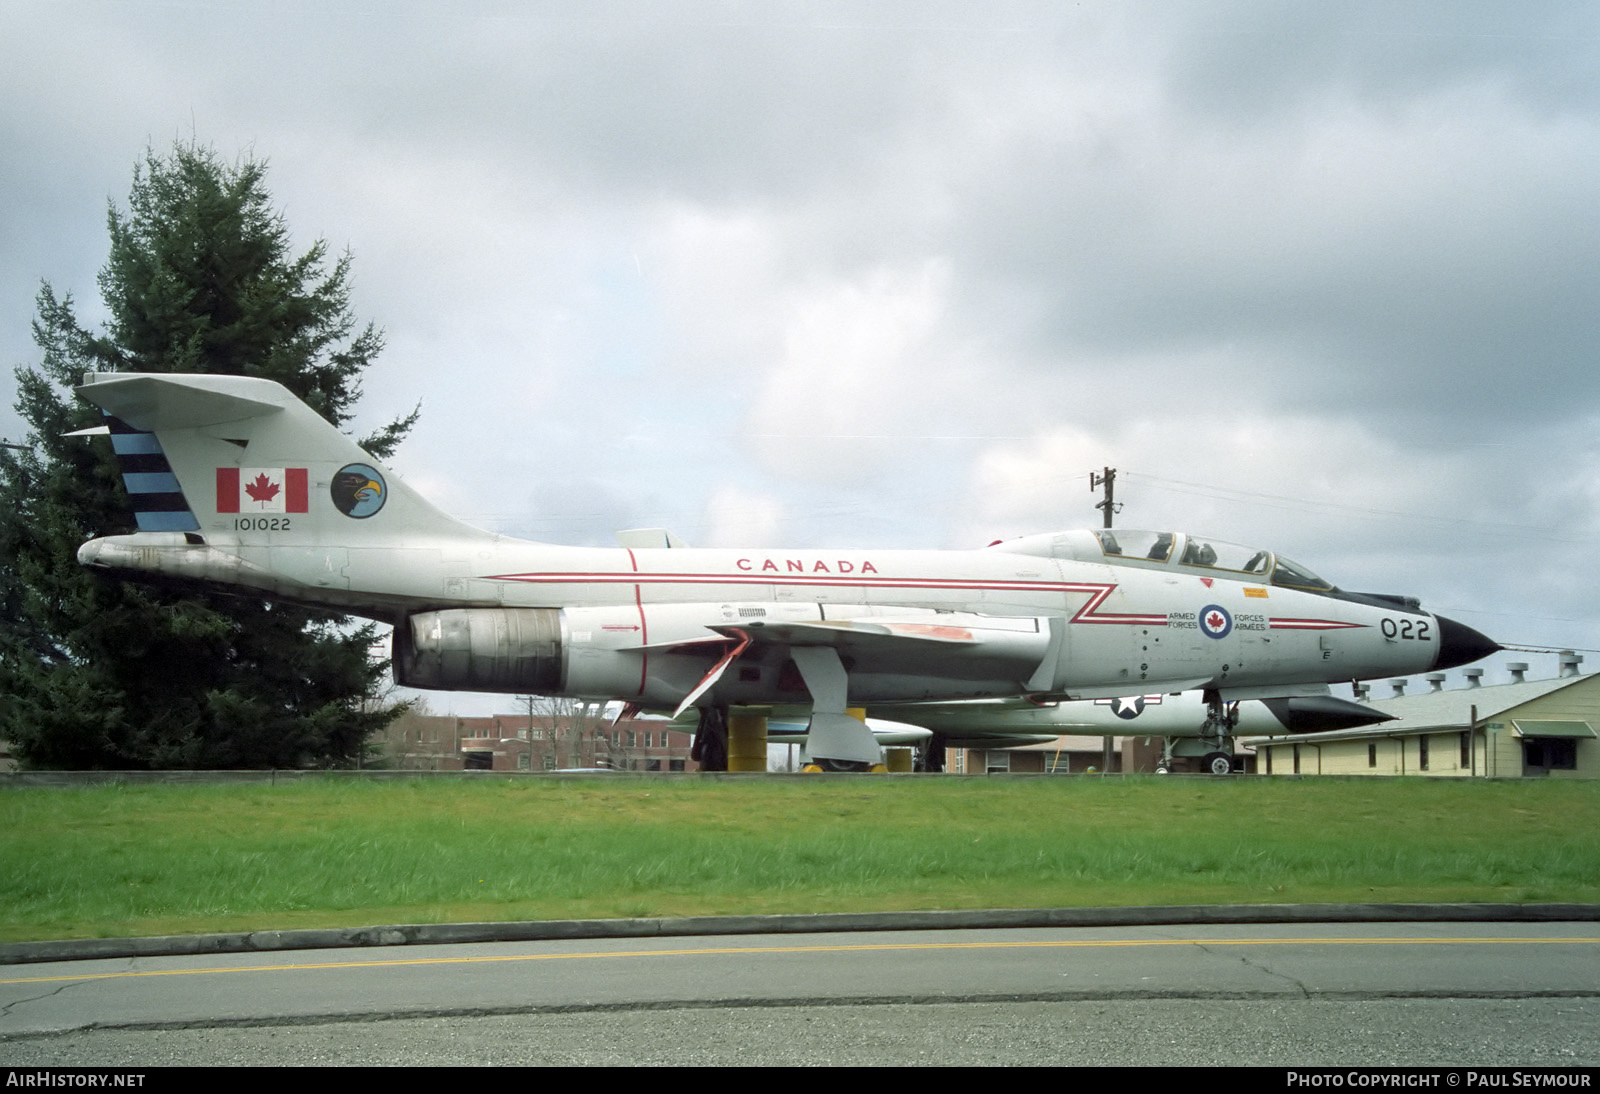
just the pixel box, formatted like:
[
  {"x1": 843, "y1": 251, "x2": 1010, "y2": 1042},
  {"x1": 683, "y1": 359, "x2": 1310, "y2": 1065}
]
[{"x1": 1, "y1": 936, "x2": 1593, "y2": 986}]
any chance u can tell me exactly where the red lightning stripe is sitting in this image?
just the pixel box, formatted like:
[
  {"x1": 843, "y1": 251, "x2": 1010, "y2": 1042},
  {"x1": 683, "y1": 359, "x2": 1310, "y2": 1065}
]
[
  {"x1": 1268, "y1": 618, "x2": 1368, "y2": 630},
  {"x1": 1062, "y1": 582, "x2": 1169, "y2": 626},
  {"x1": 625, "y1": 549, "x2": 648, "y2": 696}
]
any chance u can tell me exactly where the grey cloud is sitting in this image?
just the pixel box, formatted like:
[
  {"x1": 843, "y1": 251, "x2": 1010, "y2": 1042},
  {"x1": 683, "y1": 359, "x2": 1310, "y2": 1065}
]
[{"x1": 1160, "y1": 1, "x2": 1600, "y2": 122}]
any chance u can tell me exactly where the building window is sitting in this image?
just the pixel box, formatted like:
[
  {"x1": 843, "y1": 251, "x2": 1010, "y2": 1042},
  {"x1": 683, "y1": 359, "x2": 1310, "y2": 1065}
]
[
  {"x1": 1524, "y1": 738, "x2": 1578, "y2": 771},
  {"x1": 1368, "y1": 743, "x2": 1377, "y2": 768},
  {"x1": 1460, "y1": 732, "x2": 1471, "y2": 768},
  {"x1": 1419, "y1": 735, "x2": 1429, "y2": 771},
  {"x1": 1292, "y1": 745, "x2": 1300, "y2": 774}
]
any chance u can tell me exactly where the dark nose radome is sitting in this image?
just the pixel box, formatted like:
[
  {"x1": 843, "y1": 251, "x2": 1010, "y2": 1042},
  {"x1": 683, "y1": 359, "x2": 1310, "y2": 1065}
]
[
  {"x1": 1433, "y1": 614, "x2": 1501, "y2": 670},
  {"x1": 1263, "y1": 695, "x2": 1397, "y2": 733}
]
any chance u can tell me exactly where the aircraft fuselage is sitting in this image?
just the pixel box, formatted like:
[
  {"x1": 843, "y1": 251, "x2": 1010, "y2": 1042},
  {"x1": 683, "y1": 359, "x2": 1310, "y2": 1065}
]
[{"x1": 82, "y1": 530, "x2": 1469, "y2": 711}]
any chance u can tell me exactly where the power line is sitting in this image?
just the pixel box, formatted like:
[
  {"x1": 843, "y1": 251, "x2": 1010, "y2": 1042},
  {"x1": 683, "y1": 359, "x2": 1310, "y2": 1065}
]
[{"x1": 1124, "y1": 470, "x2": 1584, "y2": 545}]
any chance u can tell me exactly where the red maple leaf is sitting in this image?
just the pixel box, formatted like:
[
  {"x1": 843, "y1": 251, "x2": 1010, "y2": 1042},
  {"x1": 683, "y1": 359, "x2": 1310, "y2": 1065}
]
[
  {"x1": 1206, "y1": 612, "x2": 1225, "y2": 629},
  {"x1": 244, "y1": 473, "x2": 280, "y2": 505}
]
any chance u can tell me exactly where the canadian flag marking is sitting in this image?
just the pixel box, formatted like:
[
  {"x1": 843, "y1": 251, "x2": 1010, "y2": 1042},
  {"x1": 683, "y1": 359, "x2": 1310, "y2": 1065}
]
[{"x1": 217, "y1": 467, "x2": 308, "y2": 513}]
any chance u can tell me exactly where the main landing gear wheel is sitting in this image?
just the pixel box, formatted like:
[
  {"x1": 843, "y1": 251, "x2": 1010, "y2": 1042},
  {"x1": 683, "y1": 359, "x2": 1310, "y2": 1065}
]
[
  {"x1": 812, "y1": 754, "x2": 876, "y2": 774},
  {"x1": 808, "y1": 758, "x2": 874, "y2": 772},
  {"x1": 1202, "y1": 751, "x2": 1233, "y2": 776}
]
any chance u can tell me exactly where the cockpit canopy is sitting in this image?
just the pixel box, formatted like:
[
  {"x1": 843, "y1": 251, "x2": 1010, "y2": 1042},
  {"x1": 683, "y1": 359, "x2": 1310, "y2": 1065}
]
[{"x1": 992, "y1": 529, "x2": 1337, "y2": 594}]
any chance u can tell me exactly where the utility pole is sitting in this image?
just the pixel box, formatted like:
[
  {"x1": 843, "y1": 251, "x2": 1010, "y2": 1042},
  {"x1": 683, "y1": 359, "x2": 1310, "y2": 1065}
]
[
  {"x1": 1090, "y1": 467, "x2": 1121, "y2": 528},
  {"x1": 1090, "y1": 466, "x2": 1121, "y2": 775}
]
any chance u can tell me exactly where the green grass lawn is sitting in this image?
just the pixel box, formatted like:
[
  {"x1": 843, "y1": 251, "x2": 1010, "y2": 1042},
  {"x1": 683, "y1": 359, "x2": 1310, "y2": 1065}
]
[{"x1": 2, "y1": 775, "x2": 1596, "y2": 942}]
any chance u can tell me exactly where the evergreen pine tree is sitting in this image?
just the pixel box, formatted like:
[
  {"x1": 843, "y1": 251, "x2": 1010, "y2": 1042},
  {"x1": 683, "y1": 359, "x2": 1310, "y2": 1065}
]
[{"x1": 0, "y1": 143, "x2": 414, "y2": 769}]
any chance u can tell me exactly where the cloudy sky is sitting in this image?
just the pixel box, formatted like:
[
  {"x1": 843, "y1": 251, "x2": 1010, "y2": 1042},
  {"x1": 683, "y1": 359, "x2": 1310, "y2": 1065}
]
[{"x1": 3, "y1": 1, "x2": 1596, "y2": 711}]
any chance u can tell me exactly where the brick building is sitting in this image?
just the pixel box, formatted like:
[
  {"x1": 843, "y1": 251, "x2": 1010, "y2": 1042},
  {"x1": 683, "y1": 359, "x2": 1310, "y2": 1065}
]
[{"x1": 378, "y1": 708, "x2": 697, "y2": 772}]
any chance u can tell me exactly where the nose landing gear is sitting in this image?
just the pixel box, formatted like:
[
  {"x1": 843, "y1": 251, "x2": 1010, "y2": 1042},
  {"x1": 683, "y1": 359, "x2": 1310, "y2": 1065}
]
[{"x1": 1197, "y1": 691, "x2": 1240, "y2": 776}]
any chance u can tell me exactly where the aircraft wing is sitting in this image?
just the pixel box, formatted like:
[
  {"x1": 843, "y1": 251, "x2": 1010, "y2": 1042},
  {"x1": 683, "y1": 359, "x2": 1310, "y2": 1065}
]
[
  {"x1": 641, "y1": 619, "x2": 989, "y2": 659},
  {"x1": 712, "y1": 618, "x2": 988, "y2": 647},
  {"x1": 714, "y1": 615, "x2": 1057, "y2": 686},
  {"x1": 647, "y1": 614, "x2": 1218, "y2": 717}
]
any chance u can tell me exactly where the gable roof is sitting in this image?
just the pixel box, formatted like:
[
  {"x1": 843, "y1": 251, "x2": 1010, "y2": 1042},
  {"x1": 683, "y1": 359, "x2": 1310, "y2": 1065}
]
[{"x1": 1241, "y1": 672, "x2": 1600, "y2": 744}]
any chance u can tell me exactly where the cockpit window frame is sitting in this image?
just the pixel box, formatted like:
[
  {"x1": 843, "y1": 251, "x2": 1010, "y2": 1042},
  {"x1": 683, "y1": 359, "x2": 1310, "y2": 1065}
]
[
  {"x1": 1175, "y1": 538, "x2": 1274, "y2": 578},
  {"x1": 1093, "y1": 530, "x2": 1174, "y2": 563},
  {"x1": 1081, "y1": 529, "x2": 1336, "y2": 594},
  {"x1": 1269, "y1": 555, "x2": 1337, "y2": 594}
]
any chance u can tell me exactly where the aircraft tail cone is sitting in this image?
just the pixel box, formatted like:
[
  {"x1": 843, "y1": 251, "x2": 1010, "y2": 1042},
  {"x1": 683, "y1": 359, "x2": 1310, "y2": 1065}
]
[{"x1": 1433, "y1": 615, "x2": 1501, "y2": 671}]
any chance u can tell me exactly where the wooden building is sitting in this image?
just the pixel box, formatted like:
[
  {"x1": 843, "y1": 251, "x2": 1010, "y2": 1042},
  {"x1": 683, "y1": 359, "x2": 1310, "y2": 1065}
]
[{"x1": 1246, "y1": 659, "x2": 1597, "y2": 779}]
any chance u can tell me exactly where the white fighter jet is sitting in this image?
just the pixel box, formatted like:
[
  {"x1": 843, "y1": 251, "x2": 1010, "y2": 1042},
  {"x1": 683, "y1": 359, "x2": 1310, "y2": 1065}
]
[{"x1": 72, "y1": 372, "x2": 1499, "y2": 770}]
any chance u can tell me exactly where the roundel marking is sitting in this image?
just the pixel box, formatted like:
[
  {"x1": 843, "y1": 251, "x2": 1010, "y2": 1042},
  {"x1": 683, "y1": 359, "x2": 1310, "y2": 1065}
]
[
  {"x1": 1199, "y1": 604, "x2": 1233, "y2": 639},
  {"x1": 1111, "y1": 696, "x2": 1146, "y2": 719},
  {"x1": 331, "y1": 463, "x2": 387, "y2": 519}
]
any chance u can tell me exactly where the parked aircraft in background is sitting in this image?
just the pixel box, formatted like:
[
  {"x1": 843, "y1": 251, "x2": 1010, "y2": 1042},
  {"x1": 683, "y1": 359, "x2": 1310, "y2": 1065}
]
[
  {"x1": 766, "y1": 718, "x2": 933, "y2": 749},
  {"x1": 868, "y1": 691, "x2": 1395, "y2": 775},
  {"x1": 74, "y1": 372, "x2": 1499, "y2": 770},
  {"x1": 747, "y1": 694, "x2": 1389, "y2": 774}
]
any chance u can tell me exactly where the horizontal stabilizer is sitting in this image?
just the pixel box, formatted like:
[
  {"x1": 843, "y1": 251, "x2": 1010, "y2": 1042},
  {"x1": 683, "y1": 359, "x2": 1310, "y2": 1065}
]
[{"x1": 77, "y1": 372, "x2": 285, "y2": 431}]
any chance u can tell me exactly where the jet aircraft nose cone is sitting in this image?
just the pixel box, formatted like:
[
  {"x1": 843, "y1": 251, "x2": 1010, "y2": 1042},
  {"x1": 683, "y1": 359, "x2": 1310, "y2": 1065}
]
[
  {"x1": 1263, "y1": 695, "x2": 1397, "y2": 733},
  {"x1": 1433, "y1": 614, "x2": 1501, "y2": 671}
]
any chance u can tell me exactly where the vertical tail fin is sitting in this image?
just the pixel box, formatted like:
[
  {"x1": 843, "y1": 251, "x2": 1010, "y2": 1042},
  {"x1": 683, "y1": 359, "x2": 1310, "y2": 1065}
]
[{"x1": 75, "y1": 372, "x2": 492, "y2": 549}]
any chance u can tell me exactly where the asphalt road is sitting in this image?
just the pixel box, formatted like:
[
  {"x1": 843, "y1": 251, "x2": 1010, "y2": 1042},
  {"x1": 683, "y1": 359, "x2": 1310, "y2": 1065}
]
[{"x1": 2, "y1": 921, "x2": 1596, "y2": 1066}]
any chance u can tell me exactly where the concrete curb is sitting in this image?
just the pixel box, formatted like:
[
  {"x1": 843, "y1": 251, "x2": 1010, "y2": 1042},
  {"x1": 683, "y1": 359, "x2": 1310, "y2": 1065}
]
[{"x1": 4, "y1": 903, "x2": 1595, "y2": 966}]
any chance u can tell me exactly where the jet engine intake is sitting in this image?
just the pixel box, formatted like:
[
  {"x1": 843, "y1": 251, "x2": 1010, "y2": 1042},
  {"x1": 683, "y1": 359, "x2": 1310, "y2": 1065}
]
[{"x1": 395, "y1": 608, "x2": 564, "y2": 693}]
